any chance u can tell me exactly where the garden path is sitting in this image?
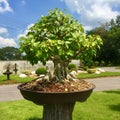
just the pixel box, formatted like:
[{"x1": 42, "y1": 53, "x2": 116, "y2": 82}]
[{"x1": 0, "y1": 76, "x2": 120, "y2": 102}]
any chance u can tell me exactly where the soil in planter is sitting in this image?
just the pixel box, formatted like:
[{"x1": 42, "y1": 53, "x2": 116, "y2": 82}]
[{"x1": 21, "y1": 78, "x2": 93, "y2": 92}]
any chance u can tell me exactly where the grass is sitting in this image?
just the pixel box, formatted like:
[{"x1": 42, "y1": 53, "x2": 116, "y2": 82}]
[
  {"x1": 0, "y1": 100, "x2": 43, "y2": 120},
  {"x1": 0, "y1": 71, "x2": 120, "y2": 85},
  {"x1": 74, "y1": 90, "x2": 120, "y2": 120},
  {"x1": 0, "y1": 90, "x2": 120, "y2": 120},
  {"x1": 0, "y1": 75, "x2": 33, "y2": 84},
  {"x1": 77, "y1": 72, "x2": 120, "y2": 79}
]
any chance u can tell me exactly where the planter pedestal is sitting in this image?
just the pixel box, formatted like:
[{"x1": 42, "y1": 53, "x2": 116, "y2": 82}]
[
  {"x1": 18, "y1": 82, "x2": 95, "y2": 120},
  {"x1": 43, "y1": 103, "x2": 75, "y2": 120}
]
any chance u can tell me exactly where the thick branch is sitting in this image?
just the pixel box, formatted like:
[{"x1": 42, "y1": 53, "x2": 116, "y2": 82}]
[
  {"x1": 72, "y1": 47, "x2": 88, "y2": 59},
  {"x1": 52, "y1": 56, "x2": 69, "y2": 81}
]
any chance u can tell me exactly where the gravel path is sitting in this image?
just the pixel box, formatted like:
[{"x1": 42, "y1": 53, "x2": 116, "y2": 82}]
[{"x1": 0, "y1": 76, "x2": 120, "y2": 102}]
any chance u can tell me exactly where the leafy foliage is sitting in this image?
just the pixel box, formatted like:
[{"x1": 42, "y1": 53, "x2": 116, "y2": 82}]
[
  {"x1": 19, "y1": 8, "x2": 102, "y2": 81},
  {"x1": 21, "y1": 70, "x2": 32, "y2": 75},
  {"x1": 0, "y1": 47, "x2": 22, "y2": 60},
  {"x1": 35, "y1": 67, "x2": 47, "y2": 75},
  {"x1": 68, "y1": 64, "x2": 77, "y2": 71},
  {"x1": 87, "y1": 15, "x2": 120, "y2": 65}
]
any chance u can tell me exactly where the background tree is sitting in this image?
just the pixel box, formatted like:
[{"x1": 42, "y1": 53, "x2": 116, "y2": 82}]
[
  {"x1": 87, "y1": 15, "x2": 120, "y2": 65},
  {"x1": 107, "y1": 25, "x2": 120, "y2": 64},
  {"x1": 0, "y1": 46, "x2": 22, "y2": 60},
  {"x1": 116, "y1": 15, "x2": 120, "y2": 26}
]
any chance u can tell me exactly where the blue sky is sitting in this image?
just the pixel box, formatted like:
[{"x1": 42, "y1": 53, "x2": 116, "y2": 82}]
[{"x1": 0, "y1": 0, "x2": 120, "y2": 48}]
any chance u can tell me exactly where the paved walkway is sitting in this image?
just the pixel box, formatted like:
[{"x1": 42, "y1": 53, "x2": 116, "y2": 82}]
[
  {"x1": 0, "y1": 84, "x2": 23, "y2": 102},
  {"x1": 0, "y1": 76, "x2": 120, "y2": 102},
  {"x1": 86, "y1": 76, "x2": 120, "y2": 91}
]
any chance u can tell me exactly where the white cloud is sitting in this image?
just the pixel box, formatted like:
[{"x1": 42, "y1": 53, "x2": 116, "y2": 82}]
[
  {"x1": 0, "y1": 36, "x2": 17, "y2": 48},
  {"x1": 0, "y1": 27, "x2": 8, "y2": 34},
  {"x1": 17, "y1": 23, "x2": 34, "y2": 39},
  {"x1": 61, "y1": 0, "x2": 120, "y2": 30},
  {"x1": 0, "y1": 0, "x2": 13, "y2": 13},
  {"x1": 83, "y1": 25, "x2": 92, "y2": 31}
]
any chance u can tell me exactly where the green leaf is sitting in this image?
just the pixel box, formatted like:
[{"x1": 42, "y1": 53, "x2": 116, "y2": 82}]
[{"x1": 19, "y1": 8, "x2": 103, "y2": 67}]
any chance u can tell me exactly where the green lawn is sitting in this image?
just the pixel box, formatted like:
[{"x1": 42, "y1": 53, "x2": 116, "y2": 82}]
[
  {"x1": 77, "y1": 72, "x2": 120, "y2": 79},
  {"x1": 0, "y1": 90, "x2": 120, "y2": 120},
  {"x1": 0, "y1": 71, "x2": 120, "y2": 85},
  {"x1": 0, "y1": 75, "x2": 33, "y2": 84}
]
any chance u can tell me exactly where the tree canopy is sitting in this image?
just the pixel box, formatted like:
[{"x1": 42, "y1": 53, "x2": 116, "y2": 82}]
[
  {"x1": 87, "y1": 15, "x2": 120, "y2": 65},
  {"x1": 19, "y1": 8, "x2": 102, "y2": 81},
  {"x1": 0, "y1": 46, "x2": 22, "y2": 60}
]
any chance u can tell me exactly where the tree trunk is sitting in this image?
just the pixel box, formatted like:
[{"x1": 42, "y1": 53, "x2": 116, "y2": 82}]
[
  {"x1": 43, "y1": 103, "x2": 75, "y2": 120},
  {"x1": 53, "y1": 57, "x2": 69, "y2": 81}
]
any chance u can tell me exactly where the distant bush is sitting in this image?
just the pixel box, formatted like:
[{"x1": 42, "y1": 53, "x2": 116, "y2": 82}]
[
  {"x1": 83, "y1": 66, "x2": 88, "y2": 71},
  {"x1": 35, "y1": 67, "x2": 47, "y2": 75},
  {"x1": 90, "y1": 66, "x2": 96, "y2": 69},
  {"x1": 100, "y1": 60, "x2": 105, "y2": 66},
  {"x1": 94, "y1": 61, "x2": 99, "y2": 66},
  {"x1": 21, "y1": 70, "x2": 31, "y2": 75},
  {"x1": 87, "y1": 69, "x2": 96, "y2": 74},
  {"x1": 107, "y1": 61, "x2": 112, "y2": 67},
  {"x1": 68, "y1": 64, "x2": 77, "y2": 71}
]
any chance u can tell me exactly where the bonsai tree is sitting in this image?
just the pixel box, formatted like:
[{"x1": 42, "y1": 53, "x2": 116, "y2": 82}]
[
  {"x1": 3, "y1": 63, "x2": 13, "y2": 80},
  {"x1": 19, "y1": 8, "x2": 102, "y2": 120},
  {"x1": 20, "y1": 8, "x2": 102, "y2": 81}
]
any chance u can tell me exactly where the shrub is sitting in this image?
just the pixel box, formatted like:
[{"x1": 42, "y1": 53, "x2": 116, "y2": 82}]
[
  {"x1": 94, "y1": 61, "x2": 99, "y2": 66},
  {"x1": 107, "y1": 61, "x2": 112, "y2": 67},
  {"x1": 100, "y1": 60, "x2": 105, "y2": 66},
  {"x1": 35, "y1": 67, "x2": 47, "y2": 75},
  {"x1": 83, "y1": 66, "x2": 88, "y2": 71},
  {"x1": 68, "y1": 64, "x2": 77, "y2": 71},
  {"x1": 90, "y1": 66, "x2": 96, "y2": 69},
  {"x1": 87, "y1": 69, "x2": 96, "y2": 74},
  {"x1": 21, "y1": 70, "x2": 31, "y2": 75}
]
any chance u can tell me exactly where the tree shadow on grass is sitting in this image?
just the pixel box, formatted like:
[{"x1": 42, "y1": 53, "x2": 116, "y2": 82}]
[
  {"x1": 26, "y1": 117, "x2": 42, "y2": 120},
  {"x1": 103, "y1": 90, "x2": 120, "y2": 94},
  {"x1": 109, "y1": 104, "x2": 120, "y2": 112},
  {"x1": 103, "y1": 90, "x2": 120, "y2": 112}
]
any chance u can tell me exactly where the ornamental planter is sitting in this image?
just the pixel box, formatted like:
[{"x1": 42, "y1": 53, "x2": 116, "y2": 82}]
[
  {"x1": 18, "y1": 81, "x2": 95, "y2": 120},
  {"x1": 18, "y1": 82, "x2": 95, "y2": 105}
]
